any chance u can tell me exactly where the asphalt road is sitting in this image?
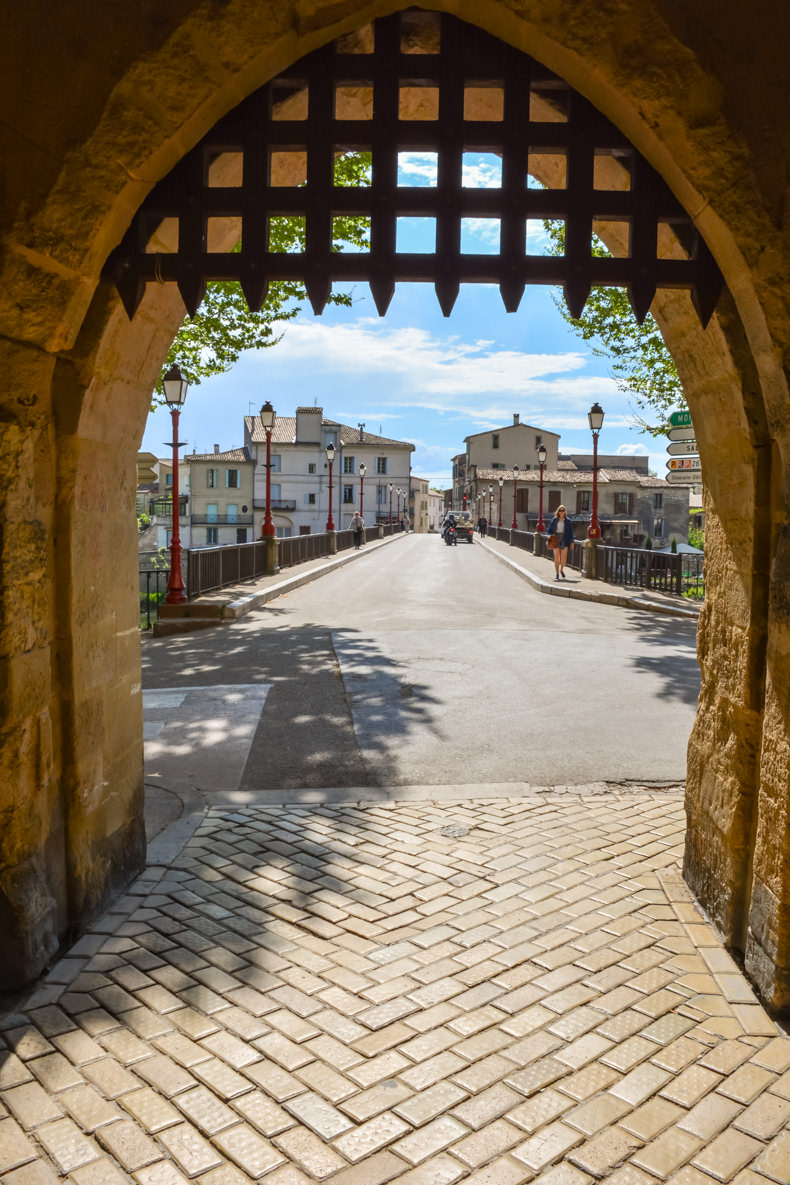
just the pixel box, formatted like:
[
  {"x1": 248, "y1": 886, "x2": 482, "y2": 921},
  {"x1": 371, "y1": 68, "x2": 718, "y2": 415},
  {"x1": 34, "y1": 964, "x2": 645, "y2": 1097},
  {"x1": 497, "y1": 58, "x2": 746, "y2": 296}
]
[{"x1": 141, "y1": 534, "x2": 700, "y2": 795}]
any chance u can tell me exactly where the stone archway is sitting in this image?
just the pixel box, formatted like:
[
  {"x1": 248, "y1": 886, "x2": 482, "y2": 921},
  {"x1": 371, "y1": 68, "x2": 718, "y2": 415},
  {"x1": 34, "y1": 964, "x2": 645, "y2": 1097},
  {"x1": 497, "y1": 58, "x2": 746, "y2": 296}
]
[{"x1": 1, "y1": 1, "x2": 788, "y2": 1007}]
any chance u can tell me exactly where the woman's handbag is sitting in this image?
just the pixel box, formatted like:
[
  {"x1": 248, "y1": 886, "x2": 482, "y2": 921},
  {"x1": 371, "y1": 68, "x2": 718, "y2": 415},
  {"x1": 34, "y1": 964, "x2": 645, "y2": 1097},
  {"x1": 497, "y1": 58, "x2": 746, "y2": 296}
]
[{"x1": 547, "y1": 532, "x2": 559, "y2": 549}]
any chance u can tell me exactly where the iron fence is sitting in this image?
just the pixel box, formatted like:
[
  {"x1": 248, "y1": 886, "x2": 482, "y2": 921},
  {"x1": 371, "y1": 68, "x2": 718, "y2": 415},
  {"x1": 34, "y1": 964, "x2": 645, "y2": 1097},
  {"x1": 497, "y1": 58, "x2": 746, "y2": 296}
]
[
  {"x1": 595, "y1": 545, "x2": 683, "y2": 595},
  {"x1": 139, "y1": 568, "x2": 170, "y2": 629}
]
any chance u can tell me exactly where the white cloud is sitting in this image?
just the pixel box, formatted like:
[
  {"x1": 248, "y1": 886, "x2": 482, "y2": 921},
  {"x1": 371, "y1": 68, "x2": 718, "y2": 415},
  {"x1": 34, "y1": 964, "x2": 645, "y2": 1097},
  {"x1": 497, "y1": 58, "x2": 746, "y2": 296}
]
[{"x1": 616, "y1": 442, "x2": 649, "y2": 456}]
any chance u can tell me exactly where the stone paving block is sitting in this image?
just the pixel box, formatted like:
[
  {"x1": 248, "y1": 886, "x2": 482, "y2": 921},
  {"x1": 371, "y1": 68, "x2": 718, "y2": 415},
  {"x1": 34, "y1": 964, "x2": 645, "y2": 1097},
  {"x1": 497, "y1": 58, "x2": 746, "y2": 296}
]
[
  {"x1": 58, "y1": 1084, "x2": 120, "y2": 1132},
  {"x1": 385, "y1": 1150, "x2": 465, "y2": 1183},
  {"x1": 0, "y1": 1116, "x2": 39, "y2": 1172},
  {"x1": 2, "y1": 1080, "x2": 64, "y2": 1128},
  {"x1": 568, "y1": 1125, "x2": 641, "y2": 1176},
  {"x1": 2, "y1": 1161, "x2": 62, "y2": 1185},
  {"x1": 134, "y1": 1162, "x2": 193, "y2": 1185},
  {"x1": 450, "y1": 1082, "x2": 522, "y2": 1129},
  {"x1": 190, "y1": 1057, "x2": 251, "y2": 1099},
  {"x1": 631, "y1": 1126, "x2": 705, "y2": 1178},
  {"x1": 512, "y1": 1119, "x2": 585, "y2": 1171},
  {"x1": 67, "y1": 1158, "x2": 130, "y2": 1185},
  {"x1": 156, "y1": 1120, "x2": 226, "y2": 1175},
  {"x1": 243, "y1": 1058, "x2": 305, "y2": 1100},
  {"x1": 690, "y1": 1127, "x2": 764, "y2": 1181},
  {"x1": 451, "y1": 1117, "x2": 523, "y2": 1167},
  {"x1": 392, "y1": 1114, "x2": 469, "y2": 1165},
  {"x1": 565, "y1": 1092, "x2": 632, "y2": 1136},
  {"x1": 36, "y1": 1117, "x2": 101, "y2": 1173},
  {"x1": 284, "y1": 1090, "x2": 354, "y2": 1139},
  {"x1": 333, "y1": 1111, "x2": 411, "y2": 1163},
  {"x1": 717, "y1": 1063, "x2": 776, "y2": 1104}
]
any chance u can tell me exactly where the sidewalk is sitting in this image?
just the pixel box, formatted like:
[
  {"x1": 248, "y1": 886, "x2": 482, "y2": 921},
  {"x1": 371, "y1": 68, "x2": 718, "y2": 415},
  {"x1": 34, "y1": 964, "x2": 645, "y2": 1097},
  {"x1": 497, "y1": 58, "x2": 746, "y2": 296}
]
[
  {"x1": 479, "y1": 535, "x2": 701, "y2": 620},
  {"x1": 2, "y1": 792, "x2": 788, "y2": 1185}
]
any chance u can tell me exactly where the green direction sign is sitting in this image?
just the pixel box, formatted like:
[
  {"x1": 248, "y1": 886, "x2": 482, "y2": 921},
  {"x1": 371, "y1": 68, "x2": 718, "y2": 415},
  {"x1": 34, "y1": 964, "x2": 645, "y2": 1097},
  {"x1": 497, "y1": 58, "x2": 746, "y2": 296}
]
[{"x1": 668, "y1": 409, "x2": 692, "y2": 427}]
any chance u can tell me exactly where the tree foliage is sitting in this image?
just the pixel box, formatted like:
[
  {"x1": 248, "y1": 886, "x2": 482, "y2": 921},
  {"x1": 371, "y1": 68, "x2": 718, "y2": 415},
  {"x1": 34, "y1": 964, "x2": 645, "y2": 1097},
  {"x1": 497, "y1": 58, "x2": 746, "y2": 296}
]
[
  {"x1": 544, "y1": 222, "x2": 685, "y2": 436},
  {"x1": 153, "y1": 152, "x2": 372, "y2": 402}
]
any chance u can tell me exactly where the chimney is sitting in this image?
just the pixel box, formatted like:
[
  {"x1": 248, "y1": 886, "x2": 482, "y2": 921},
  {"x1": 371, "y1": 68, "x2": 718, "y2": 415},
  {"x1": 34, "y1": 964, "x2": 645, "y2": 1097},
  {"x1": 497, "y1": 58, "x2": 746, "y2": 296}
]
[
  {"x1": 513, "y1": 414, "x2": 520, "y2": 425},
  {"x1": 214, "y1": 444, "x2": 220, "y2": 454}
]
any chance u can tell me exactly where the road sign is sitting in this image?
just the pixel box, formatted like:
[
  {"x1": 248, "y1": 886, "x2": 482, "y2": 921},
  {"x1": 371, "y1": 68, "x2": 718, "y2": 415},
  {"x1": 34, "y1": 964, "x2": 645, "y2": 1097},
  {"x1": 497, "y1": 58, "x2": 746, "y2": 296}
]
[
  {"x1": 668, "y1": 426, "x2": 696, "y2": 442},
  {"x1": 667, "y1": 457, "x2": 702, "y2": 471},
  {"x1": 666, "y1": 471, "x2": 698, "y2": 485},
  {"x1": 667, "y1": 441, "x2": 699, "y2": 456},
  {"x1": 669, "y1": 410, "x2": 692, "y2": 427}
]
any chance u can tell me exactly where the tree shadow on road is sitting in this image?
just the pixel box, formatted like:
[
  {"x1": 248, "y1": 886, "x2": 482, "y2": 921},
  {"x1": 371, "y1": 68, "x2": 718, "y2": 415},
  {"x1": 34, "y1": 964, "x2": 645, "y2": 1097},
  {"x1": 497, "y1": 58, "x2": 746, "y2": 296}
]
[
  {"x1": 623, "y1": 611, "x2": 701, "y2": 706},
  {"x1": 140, "y1": 607, "x2": 440, "y2": 795}
]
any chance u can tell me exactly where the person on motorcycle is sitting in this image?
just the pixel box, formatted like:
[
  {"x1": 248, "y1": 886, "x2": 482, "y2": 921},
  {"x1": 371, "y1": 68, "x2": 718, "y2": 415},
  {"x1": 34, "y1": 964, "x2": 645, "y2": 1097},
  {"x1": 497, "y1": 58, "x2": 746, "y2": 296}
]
[{"x1": 443, "y1": 513, "x2": 458, "y2": 544}]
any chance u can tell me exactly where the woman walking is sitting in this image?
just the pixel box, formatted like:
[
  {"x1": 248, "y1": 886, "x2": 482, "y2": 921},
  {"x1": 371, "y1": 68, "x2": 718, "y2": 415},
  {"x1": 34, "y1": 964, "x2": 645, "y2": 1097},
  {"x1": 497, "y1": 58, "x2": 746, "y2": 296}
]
[{"x1": 546, "y1": 504, "x2": 574, "y2": 580}]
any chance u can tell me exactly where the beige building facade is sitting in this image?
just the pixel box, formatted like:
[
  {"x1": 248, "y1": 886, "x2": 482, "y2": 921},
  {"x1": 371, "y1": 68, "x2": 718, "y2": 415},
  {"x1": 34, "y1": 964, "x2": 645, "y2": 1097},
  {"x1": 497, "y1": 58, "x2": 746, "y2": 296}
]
[
  {"x1": 186, "y1": 446, "x2": 255, "y2": 548},
  {"x1": 409, "y1": 475, "x2": 430, "y2": 533},
  {"x1": 3, "y1": 3, "x2": 790, "y2": 1008}
]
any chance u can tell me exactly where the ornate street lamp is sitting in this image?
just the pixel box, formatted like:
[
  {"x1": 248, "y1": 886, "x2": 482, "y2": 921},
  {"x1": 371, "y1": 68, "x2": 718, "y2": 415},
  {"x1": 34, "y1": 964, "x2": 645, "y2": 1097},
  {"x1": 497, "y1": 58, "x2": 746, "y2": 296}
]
[
  {"x1": 536, "y1": 442, "x2": 548, "y2": 532},
  {"x1": 396, "y1": 487, "x2": 402, "y2": 519},
  {"x1": 587, "y1": 403, "x2": 605, "y2": 539},
  {"x1": 260, "y1": 400, "x2": 276, "y2": 538},
  {"x1": 511, "y1": 464, "x2": 519, "y2": 530},
  {"x1": 498, "y1": 476, "x2": 504, "y2": 528},
  {"x1": 359, "y1": 463, "x2": 366, "y2": 522},
  {"x1": 488, "y1": 483, "x2": 494, "y2": 525},
  {"x1": 163, "y1": 364, "x2": 188, "y2": 604},
  {"x1": 325, "y1": 442, "x2": 336, "y2": 531}
]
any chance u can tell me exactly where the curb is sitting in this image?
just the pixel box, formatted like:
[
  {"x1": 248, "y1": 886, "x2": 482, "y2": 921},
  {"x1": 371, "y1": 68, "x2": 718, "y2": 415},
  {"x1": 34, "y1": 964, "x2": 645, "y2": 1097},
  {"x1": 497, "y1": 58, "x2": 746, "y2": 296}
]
[{"x1": 479, "y1": 539, "x2": 701, "y2": 620}]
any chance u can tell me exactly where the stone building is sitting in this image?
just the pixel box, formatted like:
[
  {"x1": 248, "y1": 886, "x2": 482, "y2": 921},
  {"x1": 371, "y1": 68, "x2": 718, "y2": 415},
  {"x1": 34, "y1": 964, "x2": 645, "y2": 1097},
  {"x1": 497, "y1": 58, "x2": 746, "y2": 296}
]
[
  {"x1": 244, "y1": 407, "x2": 413, "y2": 535},
  {"x1": 185, "y1": 446, "x2": 255, "y2": 548},
  {"x1": 410, "y1": 476, "x2": 430, "y2": 533},
  {"x1": 2, "y1": 4, "x2": 790, "y2": 1009}
]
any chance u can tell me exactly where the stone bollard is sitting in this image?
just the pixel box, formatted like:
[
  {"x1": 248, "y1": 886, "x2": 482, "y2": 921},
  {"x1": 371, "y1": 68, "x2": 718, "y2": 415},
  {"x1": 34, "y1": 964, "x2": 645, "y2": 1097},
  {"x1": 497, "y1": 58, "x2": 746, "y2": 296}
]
[
  {"x1": 378, "y1": 524, "x2": 384, "y2": 538},
  {"x1": 584, "y1": 536, "x2": 599, "y2": 579},
  {"x1": 327, "y1": 529, "x2": 337, "y2": 555},
  {"x1": 263, "y1": 535, "x2": 280, "y2": 575}
]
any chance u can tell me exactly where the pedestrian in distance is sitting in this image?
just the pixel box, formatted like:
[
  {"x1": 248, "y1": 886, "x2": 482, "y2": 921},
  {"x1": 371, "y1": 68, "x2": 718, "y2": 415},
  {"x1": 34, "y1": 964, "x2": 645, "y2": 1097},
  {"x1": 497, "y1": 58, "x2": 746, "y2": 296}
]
[
  {"x1": 546, "y1": 504, "x2": 574, "y2": 580},
  {"x1": 351, "y1": 511, "x2": 365, "y2": 549},
  {"x1": 478, "y1": 515, "x2": 487, "y2": 537}
]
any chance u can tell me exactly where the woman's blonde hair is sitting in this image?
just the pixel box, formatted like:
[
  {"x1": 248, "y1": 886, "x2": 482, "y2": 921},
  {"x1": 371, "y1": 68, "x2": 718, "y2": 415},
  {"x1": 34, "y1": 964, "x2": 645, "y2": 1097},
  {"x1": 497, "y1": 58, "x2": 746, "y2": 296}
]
[{"x1": 556, "y1": 505, "x2": 567, "y2": 516}]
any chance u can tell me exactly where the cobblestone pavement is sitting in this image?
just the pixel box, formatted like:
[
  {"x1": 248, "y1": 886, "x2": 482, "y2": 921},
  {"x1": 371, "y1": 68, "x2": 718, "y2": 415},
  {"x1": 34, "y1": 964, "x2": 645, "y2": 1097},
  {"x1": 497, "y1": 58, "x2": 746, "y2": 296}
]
[{"x1": 3, "y1": 792, "x2": 790, "y2": 1184}]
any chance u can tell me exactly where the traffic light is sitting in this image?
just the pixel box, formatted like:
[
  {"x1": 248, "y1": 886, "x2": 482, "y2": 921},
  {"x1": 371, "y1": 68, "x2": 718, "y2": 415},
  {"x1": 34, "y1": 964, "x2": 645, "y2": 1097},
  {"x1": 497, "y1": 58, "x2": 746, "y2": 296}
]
[{"x1": 462, "y1": 493, "x2": 467, "y2": 508}]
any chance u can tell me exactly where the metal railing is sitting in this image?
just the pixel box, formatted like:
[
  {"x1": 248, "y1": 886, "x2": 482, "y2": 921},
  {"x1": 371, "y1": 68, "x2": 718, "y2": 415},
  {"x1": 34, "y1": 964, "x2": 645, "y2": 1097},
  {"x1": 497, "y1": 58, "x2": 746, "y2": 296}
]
[
  {"x1": 595, "y1": 546, "x2": 683, "y2": 595},
  {"x1": 139, "y1": 568, "x2": 170, "y2": 629},
  {"x1": 185, "y1": 523, "x2": 401, "y2": 599}
]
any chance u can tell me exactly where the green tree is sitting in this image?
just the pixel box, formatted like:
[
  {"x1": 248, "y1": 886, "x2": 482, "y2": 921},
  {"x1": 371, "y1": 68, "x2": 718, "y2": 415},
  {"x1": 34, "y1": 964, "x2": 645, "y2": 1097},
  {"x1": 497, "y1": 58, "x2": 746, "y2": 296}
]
[
  {"x1": 153, "y1": 152, "x2": 372, "y2": 402},
  {"x1": 544, "y1": 223, "x2": 684, "y2": 436}
]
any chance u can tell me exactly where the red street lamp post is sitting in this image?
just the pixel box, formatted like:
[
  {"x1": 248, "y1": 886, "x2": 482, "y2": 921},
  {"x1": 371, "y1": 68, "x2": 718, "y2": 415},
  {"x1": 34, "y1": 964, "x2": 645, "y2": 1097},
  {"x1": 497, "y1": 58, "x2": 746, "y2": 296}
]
[
  {"x1": 260, "y1": 400, "x2": 276, "y2": 537},
  {"x1": 388, "y1": 481, "x2": 393, "y2": 524},
  {"x1": 587, "y1": 402, "x2": 605, "y2": 539},
  {"x1": 325, "y1": 442, "x2": 336, "y2": 531},
  {"x1": 488, "y1": 483, "x2": 494, "y2": 525},
  {"x1": 163, "y1": 365, "x2": 189, "y2": 604},
  {"x1": 536, "y1": 442, "x2": 547, "y2": 532},
  {"x1": 511, "y1": 464, "x2": 519, "y2": 530},
  {"x1": 498, "y1": 476, "x2": 504, "y2": 528},
  {"x1": 359, "y1": 463, "x2": 366, "y2": 521},
  {"x1": 396, "y1": 488, "x2": 402, "y2": 519}
]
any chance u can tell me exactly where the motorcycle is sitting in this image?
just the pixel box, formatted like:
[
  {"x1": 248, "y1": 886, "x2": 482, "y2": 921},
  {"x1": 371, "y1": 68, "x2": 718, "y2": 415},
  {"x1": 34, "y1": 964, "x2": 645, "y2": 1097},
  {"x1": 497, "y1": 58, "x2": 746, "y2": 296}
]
[{"x1": 444, "y1": 523, "x2": 457, "y2": 546}]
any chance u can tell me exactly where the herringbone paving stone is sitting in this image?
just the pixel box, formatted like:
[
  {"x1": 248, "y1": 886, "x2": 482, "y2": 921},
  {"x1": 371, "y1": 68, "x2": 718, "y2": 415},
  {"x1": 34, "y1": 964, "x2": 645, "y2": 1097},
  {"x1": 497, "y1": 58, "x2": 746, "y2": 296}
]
[{"x1": 2, "y1": 793, "x2": 790, "y2": 1183}]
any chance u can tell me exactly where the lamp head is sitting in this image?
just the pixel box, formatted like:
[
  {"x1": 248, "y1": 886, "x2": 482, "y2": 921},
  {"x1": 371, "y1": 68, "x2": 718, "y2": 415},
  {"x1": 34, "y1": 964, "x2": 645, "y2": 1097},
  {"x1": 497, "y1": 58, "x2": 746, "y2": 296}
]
[
  {"x1": 326, "y1": 442, "x2": 335, "y2": 463},
  {"x1": 588, "y1": 402, "x2": 605, "y2": 432},
  {"x1": 512, "y1": 464, "x2": 520, "y2": 477},
  {"x1": 498, "y1": 476, "x2": 504, "y2": 488},
  {"x1": 259, "y1": 400, "x2": 276, "y2": 431},
  {"x1": 537, "y1": 443, "x2": 547, "y2": 465},
  {"x1": 359, "y1": 463, "x2": 366, "y2": 477},
  {"x1": 162, "y1": 364, "x2": 188, "y2": 406},
  {"x1": 488, "y1": 483, "x2": 493, "y2": 493}
]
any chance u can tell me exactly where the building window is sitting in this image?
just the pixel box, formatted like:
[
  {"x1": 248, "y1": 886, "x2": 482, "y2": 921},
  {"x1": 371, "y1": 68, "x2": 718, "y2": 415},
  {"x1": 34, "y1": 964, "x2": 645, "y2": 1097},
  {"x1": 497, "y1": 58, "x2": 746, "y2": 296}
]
[
  {"x1": 492, "y1": 434, "x2": 500, "y2": 449},
  {"x1": 576, "y1": 490, "x2": 591, "y2": 513},
  {"x1": 305, "y1": 492, "x2": 316, "y2": 505},
  {"x1": 236, "y1": 528, "x2": 247, "y2": 544},
  {"x1": 376, "y1": 456, "x2": 388, "y2": 474},
  {"x1": 548, "y1": 490, "x2": 562, "y2": 513},
  {"x1": 308, "y1": 463, "x2": 316, "y2": 474},
  {"x1": 492, "y1": 462, "x2": 505, "y2": 470},
  {"x1": 276, "y1": 526, "x2": 292, "y2": 538},
  {"x1": 654, "y1": 492, "x2": 663, "y2": 508},
  {"x1": 517, "y1": 488, "x2": 529, "y2": 513},
  {"x1": 165, "y1": 473, "x2": 173, "y2": 486},
  {"x1": 343, "y1": 455, "x2": 355, "y2": 474},
  {"x1": 614, "y1": 492, "x2": 634, "y2": 516},
  {"x1": 207, "y1": 527, "x2": 218, "y2": 545},
  {"x1": 343, "y1": 485, "x2": 354, "y2": 503},
  {"x1": 227, "y1": 504, "x2": 238, "y2": 522},
  {"x1": 377, "y1": 485, "x2": 386, "y2": 505},
  {"x1": 226, "y1": 468, "x2": 240, "y2": 488},
  {"x1": 535, "y1": 434, "x2": 542, "y2": 447},
  {"x1": 653, "y1": 518, "x2": 664, "y2": 538},
  {"x1": 207, "y1": 468, "x2": 218, "y2": 487},
  {"x1": 270, "y1": 455, "x2": 281, "y2": 472}
]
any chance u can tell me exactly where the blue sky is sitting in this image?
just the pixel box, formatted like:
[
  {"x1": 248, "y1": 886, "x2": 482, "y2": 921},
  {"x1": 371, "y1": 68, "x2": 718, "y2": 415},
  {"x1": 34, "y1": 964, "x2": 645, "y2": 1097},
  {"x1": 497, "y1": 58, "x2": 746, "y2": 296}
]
[{"x1": 141, "y1": 153, "x2": 671, "y2": 488}]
